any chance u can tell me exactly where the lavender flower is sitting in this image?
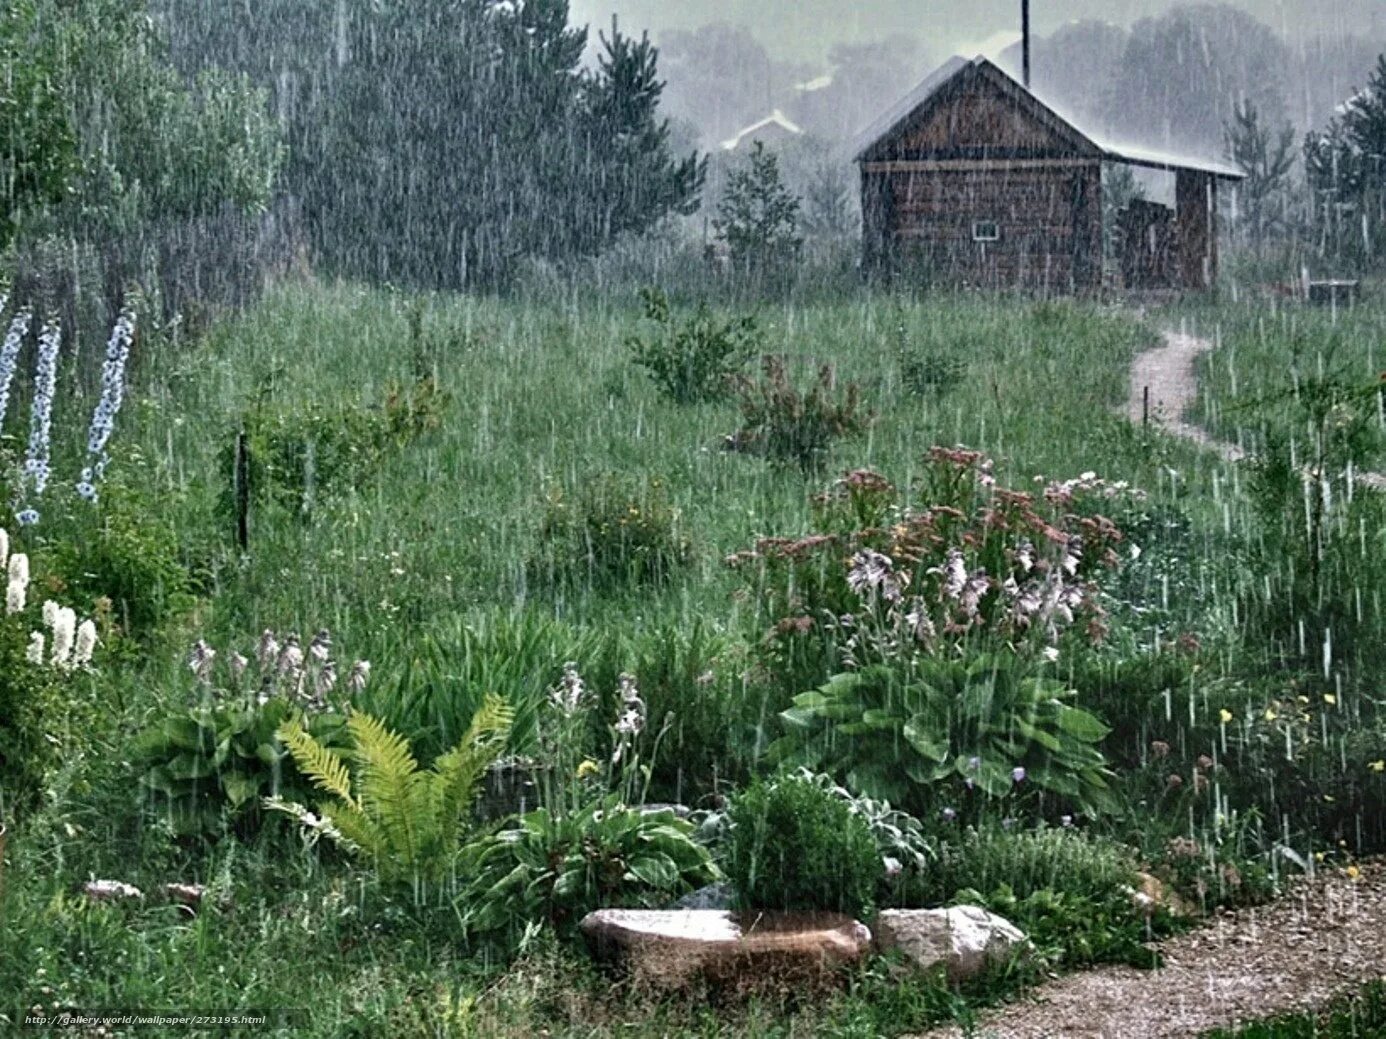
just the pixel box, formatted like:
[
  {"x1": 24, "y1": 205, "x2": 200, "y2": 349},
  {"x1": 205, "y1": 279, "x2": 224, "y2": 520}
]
[
  {"x1": 187, "y1": 639, "x2": 217, "y2": 684},
  {"x1": 308, "y1": 628, "x2": 332, "y2": 662},
  {"x1": 346, "y1": 660, "x2": 371, "y2": 695},
  {"x1": 550, "y1": 661, "x2": 585, "y2": 713},
  {"x1": 255, "y1": 630, "x2": 280, "y2": 670},
  {"x1": 847, "y1": 549, "x2": 905, "y2": 602},
  {"x1": 1011, "y1": 766, "x2": 1027, "y2": 783}
]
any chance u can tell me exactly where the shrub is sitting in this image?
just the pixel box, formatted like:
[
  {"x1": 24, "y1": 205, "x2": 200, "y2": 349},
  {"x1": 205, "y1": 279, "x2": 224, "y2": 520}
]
[
  {"x1": 462, "y1": 797, "x2": 717, "y2": 938},
  {"x1": 270, "y1": 695, "x2": 513, "y2": 885},
  {"x1": 134, "y1": 628, "x2": 367, "y2": 837},
  {"x1": 773, "y1": 654, "x2": 1116, "y2": 818},
  {"x1": 626, "y1": 287, "x2": 757, "y2": 404},
  {"x1": 900, "y1": 350, "x2": 966, "y2": 397},
  {"x1": 726, "y1": 771, "x2": 881, "y2": 916},
  {"x1": 529, "y1": 473, "x2": 692, "y2": 592},
  {"x1": 224, "y1": 371, "x2": 448, "y2": 521},
  {"x1": 904, "y1": 824, "x2": 1140, "y2": 909},
  {"x1": 0, "y1": 537, "x2": 100, "y2": 812},
  {"x1": 726, "y1": 355, "x2": 871, "y2": 471}
]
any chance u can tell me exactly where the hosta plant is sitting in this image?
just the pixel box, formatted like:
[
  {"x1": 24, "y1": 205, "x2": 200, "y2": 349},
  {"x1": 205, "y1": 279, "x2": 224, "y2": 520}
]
[
  {"x1": 461, "y1": 795, "x2": 718, "y2": 937},
  {"x1": 269, "y1": 695, "x2": 513, "y2": 884},
  {"x1": 771, "y1": 653, "x2": 1117, "y2": 817},
  {"x1": 135, "y1": 629, "x2": 366, "y2": 836}
]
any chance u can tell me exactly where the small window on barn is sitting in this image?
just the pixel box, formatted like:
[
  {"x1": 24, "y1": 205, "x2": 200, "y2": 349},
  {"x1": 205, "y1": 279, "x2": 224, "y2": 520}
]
[{"x1": 972, "y1": 220, "x2": 1000, "y2": 243}]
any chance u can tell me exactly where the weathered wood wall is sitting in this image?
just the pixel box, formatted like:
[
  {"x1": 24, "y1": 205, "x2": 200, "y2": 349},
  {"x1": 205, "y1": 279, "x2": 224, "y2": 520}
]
[{"x1": 862, "y1": 162, "x2": 1102, "y2": 292}]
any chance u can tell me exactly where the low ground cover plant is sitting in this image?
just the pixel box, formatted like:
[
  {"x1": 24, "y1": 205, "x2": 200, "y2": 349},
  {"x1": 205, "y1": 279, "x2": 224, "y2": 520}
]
[
  {"x1": 726, "y1": 770, "x2": 882, "y2": 916},
  {"x1": 626, "y1": 287, "x2": 758, "y2": 404}
]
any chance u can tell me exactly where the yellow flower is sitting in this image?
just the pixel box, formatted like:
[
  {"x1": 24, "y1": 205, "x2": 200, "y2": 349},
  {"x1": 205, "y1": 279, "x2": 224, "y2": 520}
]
[
  {"x1": 1263, "y1": 708, "x2": 1277, "y2": 722},
  {"x1": 1219, "y1": 708, "x2": 1233, "y2": 724},
  {"x1": 1323, "y1": 694, "x2": 1337, "y2": 705},
  {"x1": 575, "y1": 759, "x2": 600, "y2": 780},
  {"x1": 1315, "y1": 852, "x2": 1326, "y2": 863},
  {"x1": 1346, "y1": 865, "x2": 1361, "y2": 880},
  {"x1": 1370, "y1": 760, "x2": 1385, "y2": 773},
  {"x1": 1297, "y1": 695, "x2": 1309, "y2": 704}
]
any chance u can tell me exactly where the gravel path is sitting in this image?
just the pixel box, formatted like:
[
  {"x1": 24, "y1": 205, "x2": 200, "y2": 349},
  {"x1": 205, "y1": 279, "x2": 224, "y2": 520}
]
[{"x1": 915, "y1": 862, "x2": 1386, "y2": 1039}]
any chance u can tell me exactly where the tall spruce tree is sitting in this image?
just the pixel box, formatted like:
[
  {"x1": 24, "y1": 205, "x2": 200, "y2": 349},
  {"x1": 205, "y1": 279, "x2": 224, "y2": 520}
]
[
  {"x1": 1305, "y1": 54, "x2": 1386, "y2": 265},
  {"x1": 157, "y1": 0, "x2": 705, "y2": 288}
]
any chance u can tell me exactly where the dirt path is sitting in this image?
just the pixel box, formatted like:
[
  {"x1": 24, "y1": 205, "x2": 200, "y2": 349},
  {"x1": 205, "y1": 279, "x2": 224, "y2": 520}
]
[
  {"x1": 916, "y1": 862, "x2": 1386, "y2": 1039},
  {"x1": 1126, "y1": 329, "x2": 1245, "y2": 463},
  {"x1": 1128, "y1": 328, "x2": 1386, "y2": 489}
]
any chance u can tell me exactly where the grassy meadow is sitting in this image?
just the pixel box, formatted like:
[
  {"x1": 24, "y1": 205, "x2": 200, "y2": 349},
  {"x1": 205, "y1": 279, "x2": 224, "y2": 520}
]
[{"x1": 2, "y1": 277, "x2": 1384, "y2": 1037}]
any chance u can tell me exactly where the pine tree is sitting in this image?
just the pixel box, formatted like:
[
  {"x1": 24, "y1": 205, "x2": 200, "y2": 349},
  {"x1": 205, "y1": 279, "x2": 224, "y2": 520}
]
[
  {"x1": 713, "y1": 142, "x2": 803, "y2": 281},
  {"x1": 1305, "y1": 54, "x2": 1386, "y2": 265},
  {"x1": 1224, "y1": 100, "x2": 1297, "y2": 254}
]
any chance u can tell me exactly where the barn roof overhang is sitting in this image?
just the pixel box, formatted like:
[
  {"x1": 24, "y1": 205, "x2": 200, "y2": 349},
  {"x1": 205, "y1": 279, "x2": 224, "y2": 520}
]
[{"x1": 854, "y1": 55, "x2": 1244, "y2": 182}]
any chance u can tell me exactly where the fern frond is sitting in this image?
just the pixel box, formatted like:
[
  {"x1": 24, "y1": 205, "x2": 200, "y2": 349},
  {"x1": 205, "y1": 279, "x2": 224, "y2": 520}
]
[
  {"x1": 348, "y1": 711, "x2": 427, "y2": 873},
  {"x1": 278, "y1": 719, "x2": 358, "y2": 811},
  {"x1": 431, "y1": 693, "x2": 515, "y2": 847},
  {"x1": 318, "y1": 801, "x2": 381, "y2": 858}
]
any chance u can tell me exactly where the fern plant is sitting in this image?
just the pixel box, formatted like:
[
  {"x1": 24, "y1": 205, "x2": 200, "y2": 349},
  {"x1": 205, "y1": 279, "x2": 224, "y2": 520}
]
[{"x1": 267, "y1": 696, "x2": 513, "y2": 883}]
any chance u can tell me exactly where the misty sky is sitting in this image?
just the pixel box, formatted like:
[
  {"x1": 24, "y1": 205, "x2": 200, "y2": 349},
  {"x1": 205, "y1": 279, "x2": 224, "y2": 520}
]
[{"x1": 569, "y1": 0, "x2": 1386, "y2": 63}]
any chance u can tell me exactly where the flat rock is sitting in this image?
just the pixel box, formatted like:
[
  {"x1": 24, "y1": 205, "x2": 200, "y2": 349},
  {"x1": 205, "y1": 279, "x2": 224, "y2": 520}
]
[
  {"x1": 875, "y1": 906, "x2": 1029, "y2": 982},
  {"x1": 580, "y1": 908, "x2": 872, "y2": 992}
]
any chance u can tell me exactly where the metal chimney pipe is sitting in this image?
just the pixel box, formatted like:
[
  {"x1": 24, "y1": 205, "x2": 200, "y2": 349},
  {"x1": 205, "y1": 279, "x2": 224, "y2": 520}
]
[{"x1": 1022, "y1": 0, "x2": 1032, "y2": 89}]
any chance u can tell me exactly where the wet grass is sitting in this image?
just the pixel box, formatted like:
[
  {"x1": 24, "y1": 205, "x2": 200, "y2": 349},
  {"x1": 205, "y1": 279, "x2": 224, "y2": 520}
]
[{"x1": 3, "y1": 279, "x2": 1383, "y2": 1036}]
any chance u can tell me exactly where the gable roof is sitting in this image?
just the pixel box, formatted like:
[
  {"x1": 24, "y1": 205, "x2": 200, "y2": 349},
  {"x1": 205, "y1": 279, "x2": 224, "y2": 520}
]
[
  {"x1": 721, "y1": 110, "x2": 804, "y2": 153},
  {"x1": 854, "y1": 55, "x2": 1244, "y2": 180}
]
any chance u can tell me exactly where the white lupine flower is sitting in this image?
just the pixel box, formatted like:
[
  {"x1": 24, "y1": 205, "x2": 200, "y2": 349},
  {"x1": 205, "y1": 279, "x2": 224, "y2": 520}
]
[
  {"x1": 0, "y1": 307, "x2": 32, "y2": 432},
  {"x1": 73, "y1": 619, "x2": 98, "y2": 666},
  {"x1": 308, "y1": 628, "x2": 332, "y2": 662},
  {"x1": 50, "y1": 606, "x2": 76, "y2": 667},
  {"x1": 7, "y1": 551, "x2": 28, "y2": 585},
  {"x1": 0, "y1": 526, "x2": 8, "y2": 571},
  {"x1": 26, "y1": 631, "x2": 45, "y2": 663},
  {"x1": 42, "y1": 599, "x2": 59, "y2": 629},
  {"x1": 6, "y1": 578, "x2": 25, "y2": 615},
  {"x1": 22, "y1": 316, "x2": 61, "y2": 506},
  {"x1": 80, "y1": 306, "x2": 135, "y2": 501}
]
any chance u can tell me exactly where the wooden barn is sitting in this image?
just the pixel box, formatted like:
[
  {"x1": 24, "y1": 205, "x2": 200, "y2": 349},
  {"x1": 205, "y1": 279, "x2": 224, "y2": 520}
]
[{"x1": 854, "y1": 56, "x2": 1244, "y2": 293}]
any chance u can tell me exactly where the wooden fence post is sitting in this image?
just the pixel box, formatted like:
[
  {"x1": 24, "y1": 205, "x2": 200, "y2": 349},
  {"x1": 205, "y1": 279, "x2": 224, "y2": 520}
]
[{"x1": 235, "y1": 430, "x2": 250, "y2": 551}]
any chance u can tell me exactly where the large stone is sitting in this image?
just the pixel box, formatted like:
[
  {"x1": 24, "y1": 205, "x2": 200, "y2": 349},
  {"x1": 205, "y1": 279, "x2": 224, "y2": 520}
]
[
  {"x1": 579, "y1": 908, "x2": 872, "y2": 992},
  {"x1": 874, "y1": 906, "x2": 1029, "y2": 982}
]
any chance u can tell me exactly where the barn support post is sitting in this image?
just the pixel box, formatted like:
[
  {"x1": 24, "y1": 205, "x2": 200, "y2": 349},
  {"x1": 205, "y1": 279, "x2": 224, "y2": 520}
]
[{"x1": 1176, "y1": 170, "x2": 1217, "y2": 291}]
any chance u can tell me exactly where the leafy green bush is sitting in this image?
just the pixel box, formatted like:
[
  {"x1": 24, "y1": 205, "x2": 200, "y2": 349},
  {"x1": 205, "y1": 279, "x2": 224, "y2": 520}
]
[
  {"x1": 726, "y1": 771, "x2": 881, "y2": 916},
  {"x1": 30, "y1": 473, "x2": 196, "y2": 639},
  {"x1": 529, "y1": 473, "x2": 692, "y2": 592},
  {"x1": 462, "y1": 797, "x2": 717, "y2": 937},
  {"x1": 773, "y1": 654, "x2": 1116, "y2": 818},
  {"x1": 900, "y1": 350, "x2": 966, "y2": 397},
  {"x1": 626, "y1": 287, "x2": 757, "y2": 404},
  {"x1": 0, "y1": 604, "x2": 67, "y2": 810},
  {"x1": 0, "y1": 540, "x2": 100, "y2": 813},
  {"x1": 726, "y1": 355, "x2": 871, "y2": 471},
  {"x1": 225, "y1": 371, "x2": 448, "y2": 521},
  {"x1": 271, "y1": 696, "x2": 513, "y2": 884},
  {"x1": 904, "y1": 824, "x2": 1140, "y2": 909}
]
